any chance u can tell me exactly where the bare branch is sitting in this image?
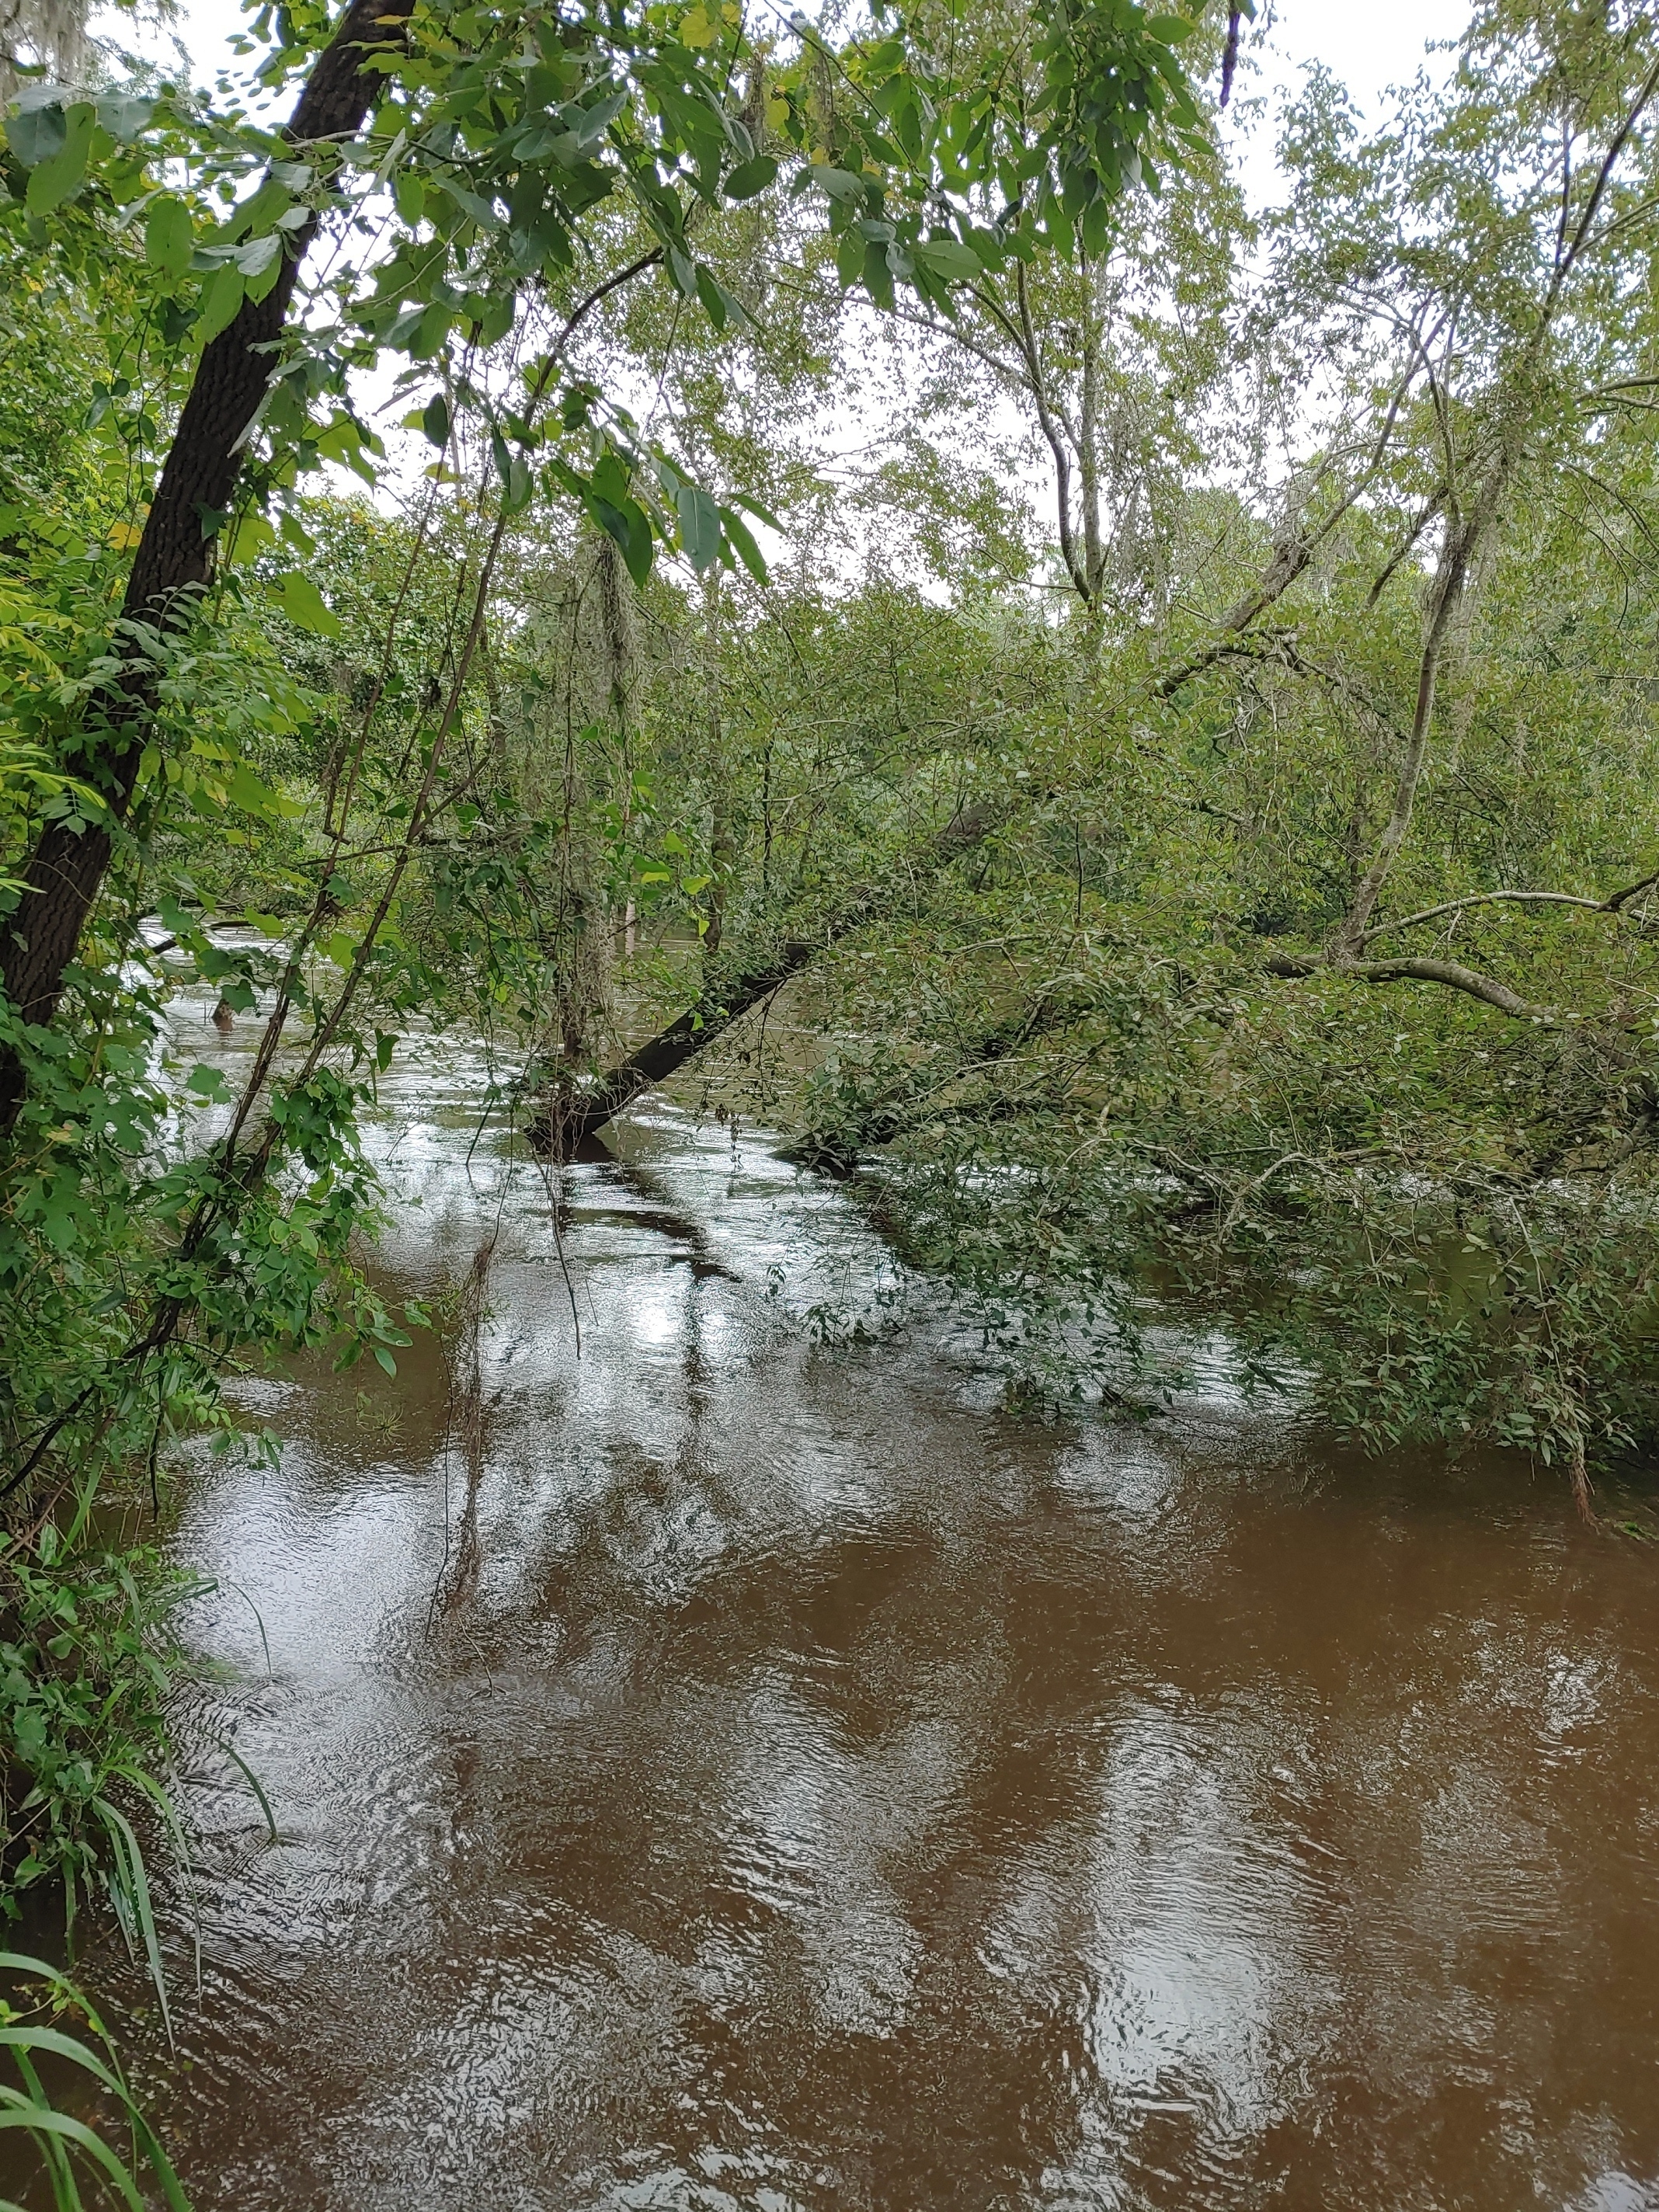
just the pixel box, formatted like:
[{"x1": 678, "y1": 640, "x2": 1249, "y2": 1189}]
[
  {"x1": 1365, "y1": 490, "x2": 1443, "y2": 608},
  {"x1": 1607, "y1": 869, "x2": 1659, "y2": 911},
  {"x1": 1550, "y1": 50, "x2": 1659, "y2": 301},
  {"x1": 1265, "y1": 951, "x2": 1559, "y2": 1023},
  {"x1": 1332, "y1": 424, "x2": 1522, "y2": 960},
  {"x1": 1362, "y1": 889, "x2": 1614, "y2": 941},
  {"x1": 884, "y1": 304, "x2": 1028, "y2": 391},
  {"x1": 1014, "y1": 259, "x2": 1090, "y2": 604},
  {"x1": 1156, "y1": 371, "x2": 1419, "y2": 699}
]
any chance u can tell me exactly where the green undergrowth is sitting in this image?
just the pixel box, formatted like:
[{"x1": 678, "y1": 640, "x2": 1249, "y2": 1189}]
[
  {"x1": 0, "y1": 1951, "x2": 190, "y2": 2210},
  {"x1": 847, "y1": 1128, "x2": 1659, "y2": 1513}
]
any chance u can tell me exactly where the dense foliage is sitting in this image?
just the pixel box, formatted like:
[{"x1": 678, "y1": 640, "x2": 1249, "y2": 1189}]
[{"x1": 9, "y1": 0, "x2": 1659, "y2": 2186}]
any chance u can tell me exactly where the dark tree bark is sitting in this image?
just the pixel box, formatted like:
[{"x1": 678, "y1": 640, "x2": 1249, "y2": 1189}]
[
  {"x1": 0, "y1": 0, "x2": 415, "y2": 1124},
  {"x1": 529, "y1": 802, "x2": 999, "y2": 1156},
  {"x1": 528, "y1": 934, "x2": 819, "y2": 1156}
]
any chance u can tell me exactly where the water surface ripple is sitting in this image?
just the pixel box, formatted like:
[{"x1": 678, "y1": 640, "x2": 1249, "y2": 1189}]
[{"x1": 35, "y1": 1002, "x2": 1659, "y2": 2209}]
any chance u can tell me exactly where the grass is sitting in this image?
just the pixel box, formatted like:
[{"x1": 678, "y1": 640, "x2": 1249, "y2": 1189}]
[{"x1": 0, "y1": 1951, "x2": 190, "y2": 2210}]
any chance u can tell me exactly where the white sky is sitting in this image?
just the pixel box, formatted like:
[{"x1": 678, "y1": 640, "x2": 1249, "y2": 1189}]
[
  {"x1": 1260, "y1": 0, "x2": 1456, "y2": 115},
  {"x1": 1229, "y1": 0, "x2": 1457, "y2": 206}
]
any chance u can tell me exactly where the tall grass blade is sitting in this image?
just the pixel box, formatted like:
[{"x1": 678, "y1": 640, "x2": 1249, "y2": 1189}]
[
  {"x1": 0, "y1": 1955, "x2": 191, "y2": 2210},
  {"x1": 110, "y1": 1761, "x2": 201, "y2": 2005},
  {"x1": 89, "y1": 1800, "x2": 173, "y2": 2051},
  {"x1": 217, "y1": 1742, "x2": 279, "y2": 1845},
  {"x1": 9, "y1": 2043, "x2": 78, "y2": 2207},
  {"x1": 0, "y1": 2105, "x2": 144, "y2": 2210},
  {"x1": 219, "y1": 1578, "x2": 274, "y2": 1682}
]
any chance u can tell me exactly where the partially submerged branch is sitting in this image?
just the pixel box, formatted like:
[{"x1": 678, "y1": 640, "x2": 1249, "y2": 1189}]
[
  {"x1": 530, "y1": 800, "x2": 1001, "y2": 1154},
  {"x1": 792, "y1": 983, "x2": 1108, "y2": 1175}
]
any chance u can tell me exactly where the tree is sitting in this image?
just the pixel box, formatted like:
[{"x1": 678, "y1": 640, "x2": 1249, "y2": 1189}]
[{"x1": 0, "y1": 0, "x2": 1205, "y2": 1119}]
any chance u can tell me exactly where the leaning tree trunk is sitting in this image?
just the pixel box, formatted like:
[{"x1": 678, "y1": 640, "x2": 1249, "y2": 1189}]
[
  {"x1": 0, "y1": 0, "x2": 414, "y2": 1125},
  {"x1": 528, "y1": 801, "x2": 999, "y2": 1156}
]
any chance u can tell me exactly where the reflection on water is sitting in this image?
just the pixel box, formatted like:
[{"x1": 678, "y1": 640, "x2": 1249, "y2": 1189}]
[{"x1": 17, "y1": 989, "x2": 1659, "y2": 2210}]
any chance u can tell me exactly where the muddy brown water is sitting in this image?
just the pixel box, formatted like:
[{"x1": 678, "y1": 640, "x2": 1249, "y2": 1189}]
[{"x1": 8, "y1": 996, "x2": 1659, "y2": 2210}]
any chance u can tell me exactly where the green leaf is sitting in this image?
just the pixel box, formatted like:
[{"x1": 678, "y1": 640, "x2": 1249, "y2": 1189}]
[
  {"x1": 862, "y1": 235, "x2": 896, "y2": 311},
  {"x1": 732, "y1": 489, "x2": 784, "y2": 531},
  {"x1": 235, "y1": 230, "x2": 281, "y2": 277},
  {"x1": 5, "y1": 96, "x2": 66, "y2": 169},
  {"x1": 186, "y1": 1064, "x2": 234, "y2": 1103},
  {"x1": 95, "y1": 90, "x2": 155, "y2": 140},
  {"x1": 409, "y1": 301, "x2": 451, "y2": 357},
  {"x1": 723, "y1": 153, "x2": 778, "y2": 201},
  {"x1": 25, "y1": 101, "x2": 94, "y2": 214},
  {"x1": 719, "y1": 505, "x2": 767, "y2": 583},
  {"x1": 421, "y1": 392, "x2": 450, "y2": 447},
  {"x1": 144, "y1": 196, "x2": 194, "y2": 283},
  {"x1": 676, "y1": 481, "x2": 723, "y2": 573},
  {"x1": 591, "y1": 494, "x2": 655, "y2": 587},
  {"x1": 274, "y1": 571, "x2": 341, "y2": 636},
  {"x1": 226, "y1": 762, "x2": 284, "y2": 816},
  {"x1": 913, "y1": 237, "x2": 981, "y2": 283},
  {"x1": 475, "y1": 290, "x2": 515, "y2": 346},
  {"x1": 224, "y1": 512, "x2": 273, "y2": 567},
  {"x1": 395, "y1": 169, "x2": 424, "y2": 225},
  {"x1": 441, "y1": 179, "x2": 503, "y2": 231},
  {"x1": 694, "y1": 263, "x2": 727, "y2": 331},
  {"x1": 374, "y1": 1344, "x2": 398, "y2": 1376},
  {"x1": 195, "y1": 263, "x2": 246, "y2": 346},
  {"x1": 569, "y1": 85, "x2": 628, "y2": 145},
  {"x1": 809, "y1": 164, "x2": 871, "y2": 205},
  {"x1": 502, "y1": 452, "x2": 532, "y2": 511},
  {"x1": 591, "y1": 447, "x2": 631, "y2": 506}
]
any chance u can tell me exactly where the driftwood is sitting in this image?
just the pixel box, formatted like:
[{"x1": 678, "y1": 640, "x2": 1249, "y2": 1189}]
[{"x1": 527, "y1": 800, "x2": 998, "y2": 1156}]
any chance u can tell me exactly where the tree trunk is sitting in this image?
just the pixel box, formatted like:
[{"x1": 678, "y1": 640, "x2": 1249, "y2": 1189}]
[
  {"x1": 0, "y1": 0, "x2": 413, "y2": 1123},
  {"x1": 1078, "y1": 252, "x2": 1104, "y2": 605},
  {"x1": 529, "y1": 801, "x2": 1000, "y2": 1155},
  {"x1": 1014, "y1": 259, "x2": 1089, "y2": 607}
]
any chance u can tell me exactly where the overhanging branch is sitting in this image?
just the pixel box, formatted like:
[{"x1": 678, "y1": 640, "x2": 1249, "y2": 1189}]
[{"x1": 1264, "y1": 951, "x2": 1560, "y2": 1023}]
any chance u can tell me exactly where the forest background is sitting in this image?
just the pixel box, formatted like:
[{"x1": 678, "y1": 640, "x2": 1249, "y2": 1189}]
[{"x1": 2, "y1": 0, "x2": 1659, "y2": 2189}]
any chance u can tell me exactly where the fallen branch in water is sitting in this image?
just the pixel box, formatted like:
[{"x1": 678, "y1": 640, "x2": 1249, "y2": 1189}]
[{"x1": 529, "y1": 799, "x2": 1001, "y2": 1155}]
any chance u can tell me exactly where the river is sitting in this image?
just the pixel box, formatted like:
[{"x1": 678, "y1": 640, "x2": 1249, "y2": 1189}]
[{"x1": 10, "y1": 985, "x2": 1659, "y2": 2210}]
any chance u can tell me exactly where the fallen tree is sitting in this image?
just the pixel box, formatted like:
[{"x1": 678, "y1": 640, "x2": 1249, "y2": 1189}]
[
  {"x1": 527, "y1": 799, "x2": 999, "y2": 1156},
  {"x1": 789, "y1": 983, "x2": 1111, "y2": 1177}
]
